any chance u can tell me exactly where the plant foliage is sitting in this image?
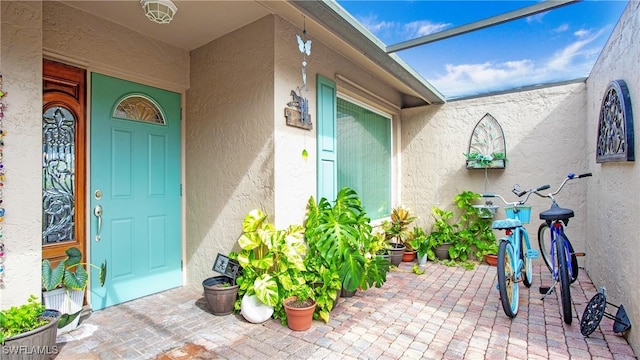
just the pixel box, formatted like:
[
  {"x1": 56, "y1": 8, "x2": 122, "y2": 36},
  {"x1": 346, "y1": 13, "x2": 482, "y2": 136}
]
[{"x1": 0, "y1": 295, "x2": 49, "y2": 344}]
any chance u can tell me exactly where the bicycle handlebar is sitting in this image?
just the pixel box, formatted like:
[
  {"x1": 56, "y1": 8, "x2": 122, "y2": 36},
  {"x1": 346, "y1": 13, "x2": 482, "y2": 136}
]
[
  {"x1": 535, "y1": 172, "x2": 592, "y2": 200},
  {"x1": 481, "y1": 183, "x2": 547, "y2": 207}
]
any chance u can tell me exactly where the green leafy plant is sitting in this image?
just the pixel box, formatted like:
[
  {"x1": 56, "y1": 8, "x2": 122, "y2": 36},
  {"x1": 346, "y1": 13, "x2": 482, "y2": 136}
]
[
  {"x1": 412, "y1": 264, "x2": 425, "y2": 275},
  {"x1": 234, "y1": 209, "x2": 309, "y2": 323},
  {"x1": 408, "y1": 226, "x2": 430, "y2": 258},
  {"x1": 464, "y1": 151, "x2": 507, "y2": 168},
  {"x1": 305, "y1": 187, "x2": 389, "y2": 303},
  {"x1": 41, "y1": 247, "x2": 107, "y2": 328},
  {"x1": 425, "y1": 191, "x2": 496, "y2": 269},
  {"x1": 382, "y1": 206, "x2": 417, "y2": 250},
  {"x1": 42, "y1": 247, "x2": 107, "y2": 291},
  {"x1": 0, "y1": 295, "x2": 50, "y2": 344}
]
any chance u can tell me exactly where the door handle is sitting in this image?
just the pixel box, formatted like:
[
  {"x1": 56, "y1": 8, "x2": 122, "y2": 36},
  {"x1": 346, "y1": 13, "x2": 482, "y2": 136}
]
[{"x1": 94, "y1": 205, "x2": 103, "y2": 242}]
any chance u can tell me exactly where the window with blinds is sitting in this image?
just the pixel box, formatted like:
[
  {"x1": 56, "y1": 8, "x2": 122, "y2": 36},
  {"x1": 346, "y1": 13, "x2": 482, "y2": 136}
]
[{"x1": 337, "y1": 98, "x2": 392, "y2": 220}]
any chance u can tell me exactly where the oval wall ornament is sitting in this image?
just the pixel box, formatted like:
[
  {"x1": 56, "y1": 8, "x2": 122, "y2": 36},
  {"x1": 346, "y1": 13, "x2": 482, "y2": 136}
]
[{"x1": 596, "y1": 80, "x2": 634, "y2": 163}]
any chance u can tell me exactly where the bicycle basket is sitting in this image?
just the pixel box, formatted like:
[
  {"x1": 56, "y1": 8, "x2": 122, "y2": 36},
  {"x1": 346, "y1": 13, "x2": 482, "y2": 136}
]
[{"x1": 504, "y1": 206, "x2": 531, "y2": 224}]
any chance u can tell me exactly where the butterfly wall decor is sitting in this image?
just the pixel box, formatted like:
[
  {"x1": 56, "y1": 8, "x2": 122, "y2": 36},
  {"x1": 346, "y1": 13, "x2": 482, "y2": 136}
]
[{"x1": 296, "y1": 29, "x2": 312, "y2": 89}]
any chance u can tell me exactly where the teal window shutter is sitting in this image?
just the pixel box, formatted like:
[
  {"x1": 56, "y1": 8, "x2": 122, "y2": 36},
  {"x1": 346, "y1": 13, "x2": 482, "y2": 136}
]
[{"x1": 316, "y1": 75, "x2": 337, "y2": 202}]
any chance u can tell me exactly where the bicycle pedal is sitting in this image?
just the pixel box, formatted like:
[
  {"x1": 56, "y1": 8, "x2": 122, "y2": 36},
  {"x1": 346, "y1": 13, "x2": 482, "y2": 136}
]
[
  {"x1": 526, "y1": 249, "x2": 539, "y2": 259},
  {"x1": 574, "y1": 252, "x2": 586, "y2": 257},
  {"x1": 539, "y1": 286, "x2": 552, "y2": 294}
]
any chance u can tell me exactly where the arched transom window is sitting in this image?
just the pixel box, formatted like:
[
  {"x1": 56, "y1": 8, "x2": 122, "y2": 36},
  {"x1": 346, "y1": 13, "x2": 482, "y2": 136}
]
[{"x1": 113, "y1": 95, "x2": 166, "y2": 125}]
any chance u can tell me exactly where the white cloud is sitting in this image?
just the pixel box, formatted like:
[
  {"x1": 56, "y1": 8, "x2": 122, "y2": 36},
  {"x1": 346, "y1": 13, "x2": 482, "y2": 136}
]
[
  {"x1": 403, "y1": 20, "x2": 451, "y2": 38},
  {"x1": 546, "y1": 28, "x2": 604, "y2": 71},
  {"x1": 526, "y1": 13, "x2": 546, "y2": 24},
  {"x1": 355, "y1": 15, "x2": 450, "y2": 43},
  {"x1": 554, "y1": 23, "x2": 569, "y2": 33},
  {"x1": 357, "y1": 14, "x2": 394, "y2": 34},
  {"x1": 428, "y1": 26, "x2": 608, "y2": 98}
]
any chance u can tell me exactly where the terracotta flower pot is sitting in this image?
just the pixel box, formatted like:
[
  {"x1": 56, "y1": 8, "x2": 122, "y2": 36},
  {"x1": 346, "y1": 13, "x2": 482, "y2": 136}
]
[
  {"x1": 283, "y1": 296, "x2": 316, "y2": 331},
  {"x1": 484, "y1": 254, "x2": 498, "y2": 266},
  {"x1": 402, "y1": 250, "x2": 416, "y2": 262}
]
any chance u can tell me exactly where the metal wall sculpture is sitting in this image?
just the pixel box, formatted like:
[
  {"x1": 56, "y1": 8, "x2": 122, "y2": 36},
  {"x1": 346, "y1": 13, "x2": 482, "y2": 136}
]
[
  {"x1": 596, "y1": 80, "x2": 634, "y2": 163},
  {"x1": 465, "y1": 113, "x2": 506, "y2": 169}
]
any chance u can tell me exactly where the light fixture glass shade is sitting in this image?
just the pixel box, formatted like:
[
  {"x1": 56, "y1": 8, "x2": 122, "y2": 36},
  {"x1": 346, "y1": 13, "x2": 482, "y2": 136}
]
[{"x1": 141, "y1": 0, "x2": 177, "y2": 24}]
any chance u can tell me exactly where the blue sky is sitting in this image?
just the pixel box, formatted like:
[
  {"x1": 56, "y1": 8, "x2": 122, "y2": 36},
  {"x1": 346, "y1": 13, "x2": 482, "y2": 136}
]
[{"x1": 336, "y1": 1, "x2": 629, "y2": 99}]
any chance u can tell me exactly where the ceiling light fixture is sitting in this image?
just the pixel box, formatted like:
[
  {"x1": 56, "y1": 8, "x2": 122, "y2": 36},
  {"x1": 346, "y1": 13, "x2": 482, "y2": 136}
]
[{"x1": 141, "y1": 0, "x2": 177, "y2": 24}]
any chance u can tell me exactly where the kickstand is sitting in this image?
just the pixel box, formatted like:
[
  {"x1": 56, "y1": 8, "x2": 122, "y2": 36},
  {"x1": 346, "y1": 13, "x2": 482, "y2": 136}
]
[{"x1": 539, "y1": 279, "x2": 557, "y2": 300}]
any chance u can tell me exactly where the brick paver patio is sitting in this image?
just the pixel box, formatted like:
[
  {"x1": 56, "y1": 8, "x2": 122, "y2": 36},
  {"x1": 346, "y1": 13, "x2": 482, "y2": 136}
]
[{"x1": 54, "y1": 261, "x2": 636, "y2": 359}]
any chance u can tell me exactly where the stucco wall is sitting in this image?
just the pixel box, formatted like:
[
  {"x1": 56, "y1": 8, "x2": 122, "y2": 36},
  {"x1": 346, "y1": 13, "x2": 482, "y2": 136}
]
[
  {"x1": 0, "y1": 1, "x2": 44, "y2": 308},
  {"x1": 43, "y1": 2, "x2": 189, "y2": 92},
  {"x1": 273, "y1": 16, "x2": 404, "y2": 228},
  {"x1": 401, "y1": 83, "x2": 590, "y2": 263},
  {"x1": 186, "y1": 16, "x2": 275, "y2": 287},
  {"x1": 585, "y1": 1, "x2": 640, "y2": 351}
]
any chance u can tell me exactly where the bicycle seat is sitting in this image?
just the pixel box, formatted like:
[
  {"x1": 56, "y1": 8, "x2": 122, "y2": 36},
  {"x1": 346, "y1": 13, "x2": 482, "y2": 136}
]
[
  {"x1": 492, "y1": 218, "x2": 521, "y2": 230},
  {"x1": 539, "y1": 202, "x2": 574, "y2": 221}
]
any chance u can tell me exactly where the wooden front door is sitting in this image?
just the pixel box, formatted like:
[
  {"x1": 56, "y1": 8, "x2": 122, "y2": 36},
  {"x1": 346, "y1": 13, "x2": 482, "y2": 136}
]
[{"x1": 42, "y1": 59, "x2": 87, "y2": 265}]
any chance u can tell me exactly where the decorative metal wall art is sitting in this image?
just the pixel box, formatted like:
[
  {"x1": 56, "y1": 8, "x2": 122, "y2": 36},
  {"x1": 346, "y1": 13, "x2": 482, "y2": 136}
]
[
  {"x1": 285, "y1": 89, "x2": 312, "y2": 130},
  {"x1": 465, "y1": 113, "x2": 506, "y2": 169},
  {"x1": 596, "y1": 80, "x2": 634, "y2": 163}
]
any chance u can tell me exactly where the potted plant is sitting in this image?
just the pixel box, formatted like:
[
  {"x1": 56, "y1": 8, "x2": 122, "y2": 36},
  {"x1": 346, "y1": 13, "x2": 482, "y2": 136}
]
[
  {"x1": 425, "y1": 207, "x2": 458, "y2": 261},
  {"x1": 464, "y1": 151, "x2": 506, "y2": 169},
  {"x1": 202, "y1": 277, "x2": 239, "y2": 316},
  {"x1": 282, "y1": 284, "x2": 317, "y2": 331},
  {"x1": 234, "y1": 209, "x2": 309, "y2": 324},
  {"x1": 1, "y1": 295, "x2": 61, "y2": 358},
  {"x1": 408, "y1": 226, "x2": 430, "y2": 267},
  {"x1": 382, "y1": 206, "x2": 417, "y2": 264},
  {"x1": 41, "y1": 247, "x2": 107, "y2": 334},
  {"x1": 305, "y1": 187, "x2": 389, "y2": 300}
]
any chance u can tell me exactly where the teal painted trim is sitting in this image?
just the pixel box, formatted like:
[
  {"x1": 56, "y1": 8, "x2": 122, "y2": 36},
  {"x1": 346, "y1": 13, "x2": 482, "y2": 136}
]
[{"x1": 316, "y1": 74, "x2": 337, "y2": 202}]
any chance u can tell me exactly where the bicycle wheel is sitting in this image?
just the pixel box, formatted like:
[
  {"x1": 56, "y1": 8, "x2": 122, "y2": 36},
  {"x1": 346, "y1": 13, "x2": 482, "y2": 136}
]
[
  {"x1": 564, "y1": 236, "x2": 580, "y2": 284},
  {"x1": 497, "y1": 241, "x2": 518, "y2": 318},
  {"x1": 537, "y1": 223, "x2": 552, "y2": 271},
  {"x1": 521, "y1": 231, "x2": 533, "y2": 288},
  {"x1": 556, "y1": 233, "x2": 572, "y2": 324},
  {"x1": 539, "y1": 223, "x2": 579, "y2": 283}
]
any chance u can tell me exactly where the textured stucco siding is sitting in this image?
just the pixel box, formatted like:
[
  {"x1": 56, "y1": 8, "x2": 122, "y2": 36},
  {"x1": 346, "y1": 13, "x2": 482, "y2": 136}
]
[
  {"x1": 586, "y1": 1, "x2": 640, "y2": 352},
  {"x1": 0, "y1": 1, "x2": 44, "y2": 308},
  {"x1": 272, "y1": 16, "x2": 403, "y2": 227},
  {"x1": 43, "y1": 2, "x2": 189, "y2": 92},
  {"x1": 186, "y1": 16, "x2": 276, "y2": 287},
  {"x1": 401, "y1": 83, "x2": 590, "y2": 263}
]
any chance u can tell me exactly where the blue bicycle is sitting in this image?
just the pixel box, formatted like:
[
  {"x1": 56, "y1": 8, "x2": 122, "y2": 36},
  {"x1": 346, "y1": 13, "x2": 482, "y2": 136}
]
[
  {"x1": 483, "y1": 184, "x2": 548, "y2": 318},
  {"x1": 535, "y1": 172, "x2": 592, "y2": 324}
]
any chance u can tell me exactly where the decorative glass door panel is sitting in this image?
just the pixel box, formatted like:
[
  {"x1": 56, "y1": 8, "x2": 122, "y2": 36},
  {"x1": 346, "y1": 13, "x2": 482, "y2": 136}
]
[
  {"x1": 43, "y1": 106, "x2": 76, "y2": 244},
  {"x1": 42, "y1": 59, "x2": 87, "y2": 265}
]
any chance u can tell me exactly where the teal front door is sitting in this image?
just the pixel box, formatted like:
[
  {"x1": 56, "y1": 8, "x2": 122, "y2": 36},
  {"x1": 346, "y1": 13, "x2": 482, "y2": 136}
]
[{"x1": 90, "y1": 73, "x2": 182, "y2": 310}]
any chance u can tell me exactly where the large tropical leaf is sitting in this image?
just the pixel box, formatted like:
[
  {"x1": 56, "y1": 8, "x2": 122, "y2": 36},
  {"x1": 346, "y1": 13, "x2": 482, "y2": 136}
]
[
  {"x1": 98, "y1": 261, "x2": 108, "y2": 287},
  {"x1": 64, "y1": 247, "x2": 82, "y2": 268},
  {"x1": 339, "y1": 252, "x2": 365, "y2": 292},
  {"x1": 41, "y1": 259, "x2": 65, "y2": 291},
  {"x1": 254, "y1": 274, "x2": 279, "y2": 306},
  {"x1": 63, "y1": 265, "x2": 88, "y2": 290},
  {"x1": 242, "y1": 209, "x2": 269, "y2": 233},
  {"x1": 57, "y1": 311, "x2": 81, "y2": 328}
]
